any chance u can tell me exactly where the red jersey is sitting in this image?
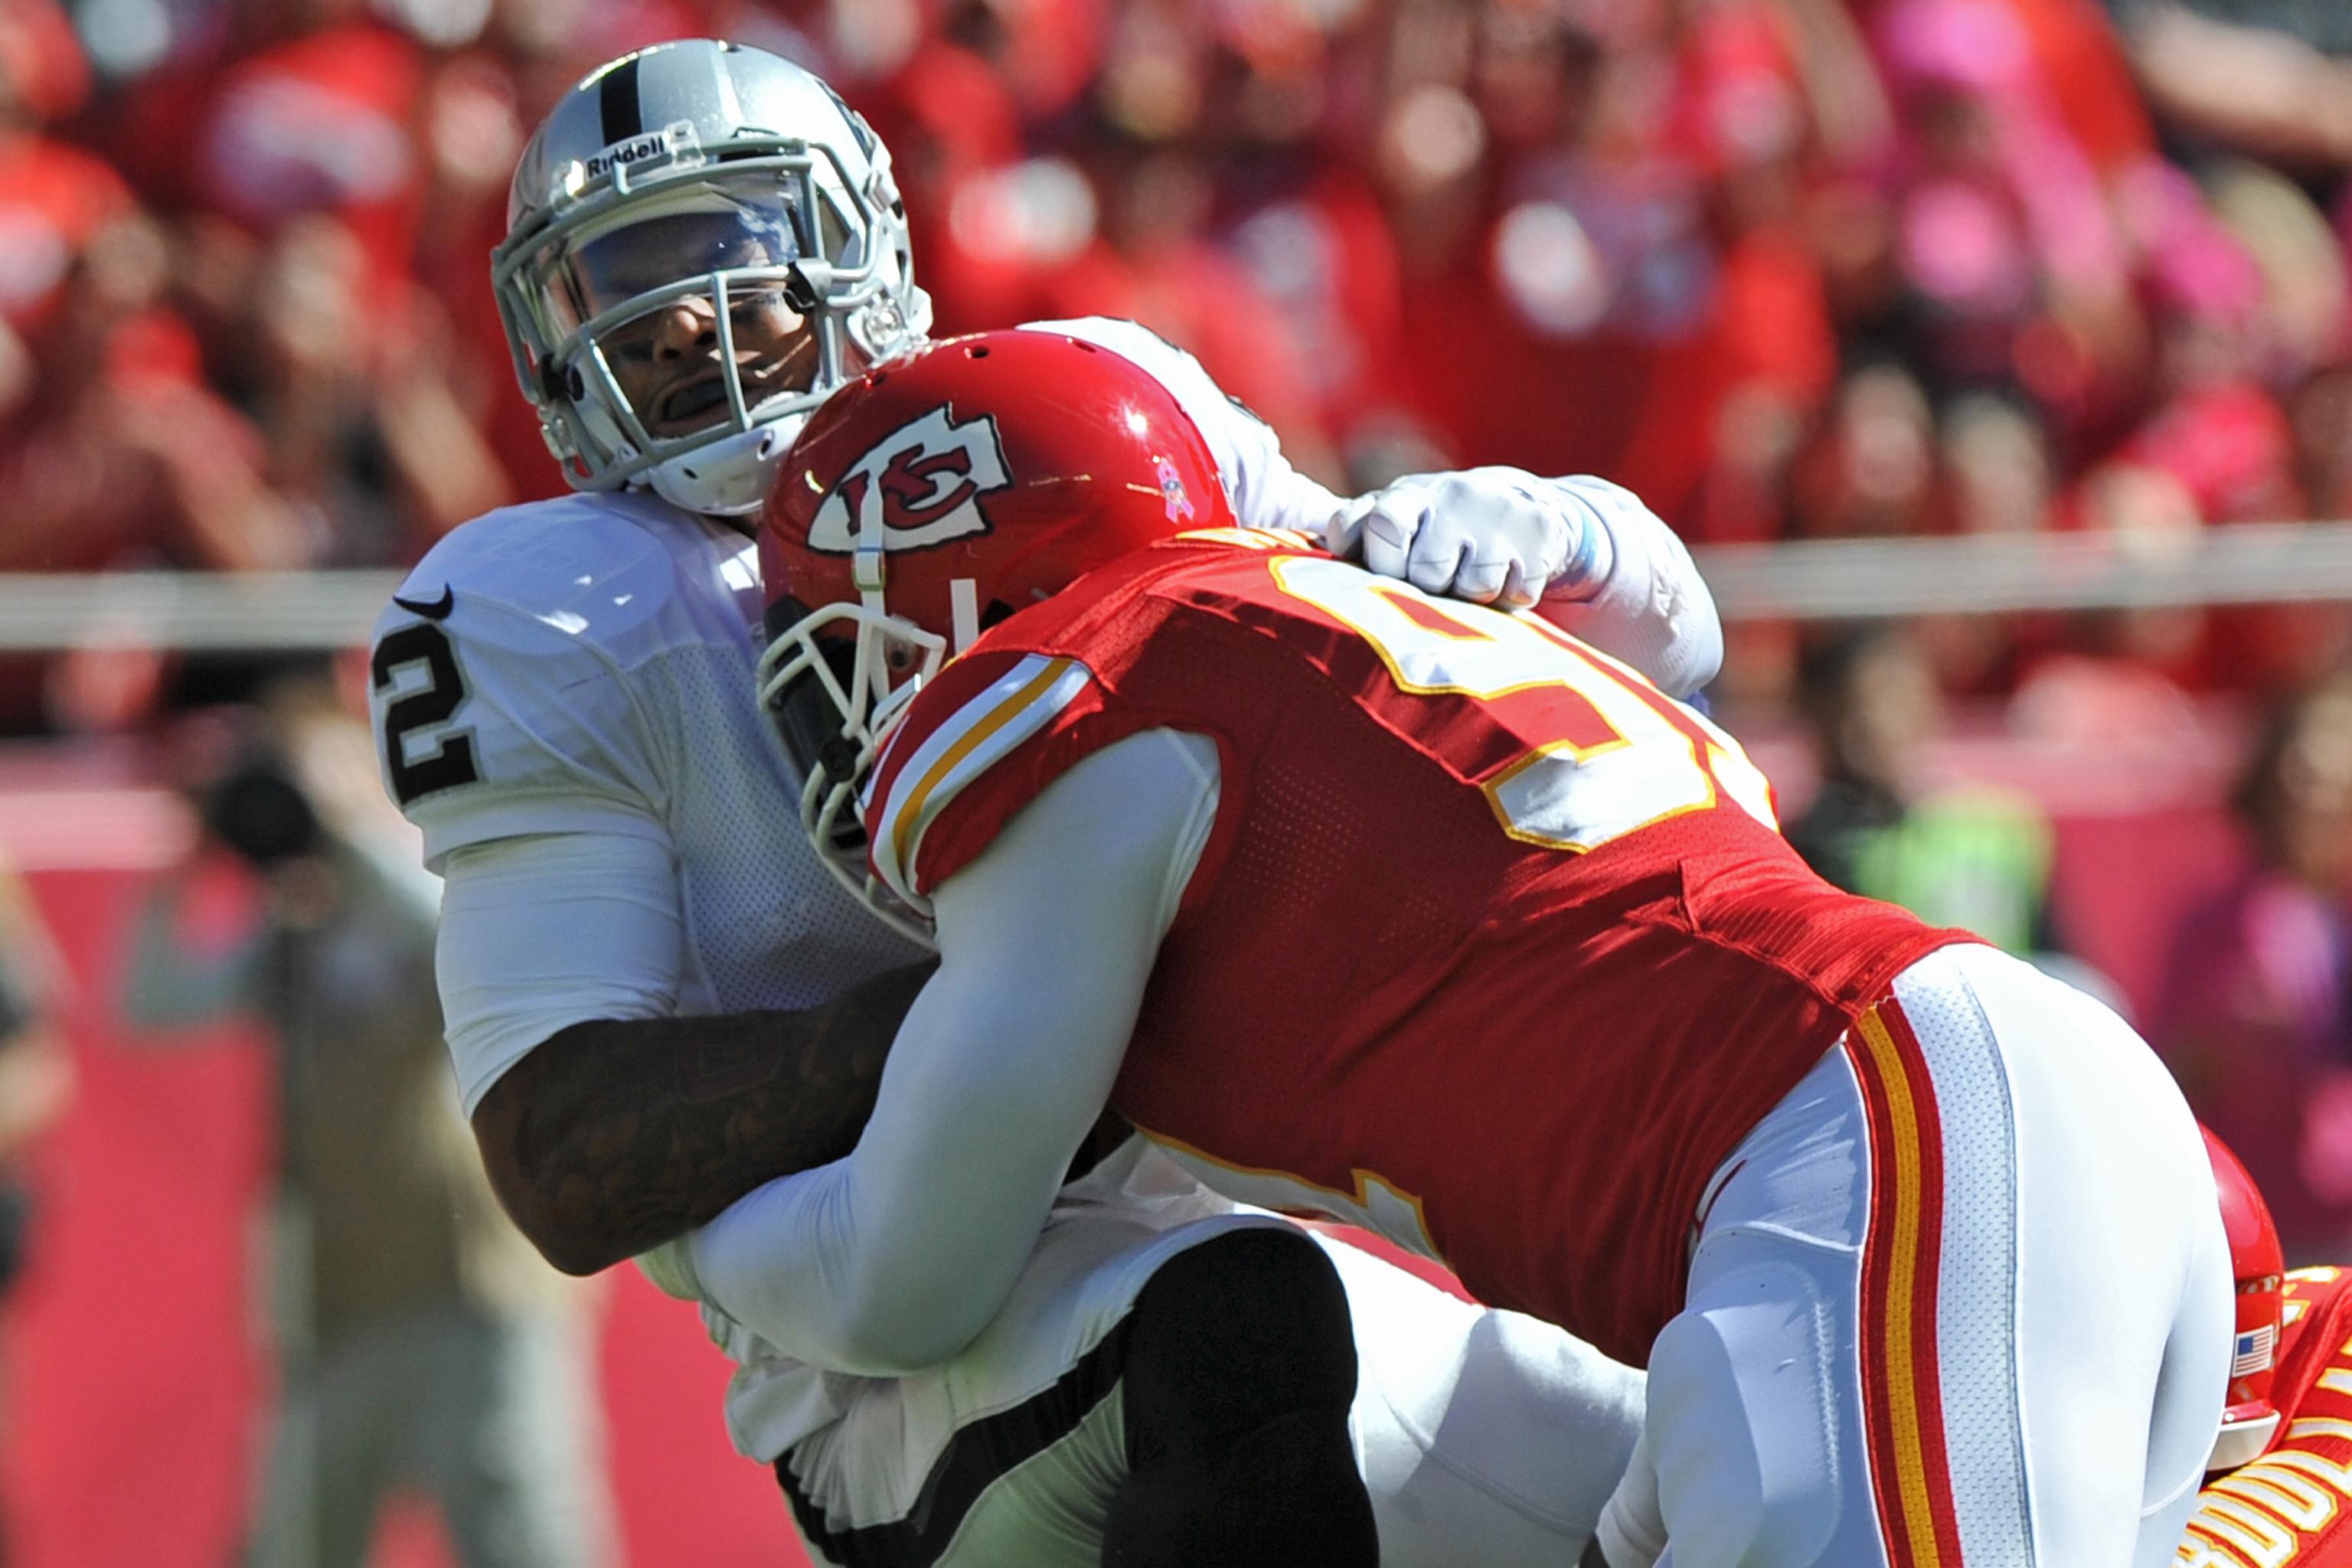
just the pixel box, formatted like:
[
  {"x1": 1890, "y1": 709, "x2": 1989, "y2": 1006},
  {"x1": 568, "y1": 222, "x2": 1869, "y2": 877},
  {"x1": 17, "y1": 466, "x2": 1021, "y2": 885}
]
[
  {"x1": 865, "y1": 534, "x2": 1965, "y2": 1364},
  {"x1": 2184, "y1": 1267, "x2": 2352, "y2": 1566}
]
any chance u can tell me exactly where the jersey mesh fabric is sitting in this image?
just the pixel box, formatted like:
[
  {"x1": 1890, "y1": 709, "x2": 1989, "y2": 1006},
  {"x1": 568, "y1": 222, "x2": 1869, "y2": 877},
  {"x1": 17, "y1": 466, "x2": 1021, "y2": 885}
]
[
  {"x1": 2180, "y1": 1267, "x2": 2352, "y2": 1566},
  {"x1": 654, "y1": 641, "x2": 929, "y2": 1015},
  {"x1": 869, "y1": 536, "x2": 1969, "y2": 1365}
]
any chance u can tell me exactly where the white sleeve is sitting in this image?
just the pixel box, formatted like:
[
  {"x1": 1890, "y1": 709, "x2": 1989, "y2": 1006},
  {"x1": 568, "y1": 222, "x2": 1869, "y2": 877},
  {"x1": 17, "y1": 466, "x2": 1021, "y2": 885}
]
[
  {"x1": 1533, "y1": 475, "x2": 1723, "y2": 698},
  {"x1": 433, "y1": 830, "x2": 686, "y2": 1117},
  {"x1": 687, "y1": 727, "x2": 1221, "y2": 1374},
  {"x1": 1021, "y1": 317, "x2": 1348, "y2": 538},
  {"x1": 371, "y1": 592, "x2": 671, "y2": 871}
]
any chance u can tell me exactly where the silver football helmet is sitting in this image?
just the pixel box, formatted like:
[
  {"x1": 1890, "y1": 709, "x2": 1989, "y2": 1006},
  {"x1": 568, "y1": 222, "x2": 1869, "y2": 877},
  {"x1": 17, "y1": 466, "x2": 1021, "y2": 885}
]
[{"x1": 493, "y1": 40, "x2": 933, "y2": 516}]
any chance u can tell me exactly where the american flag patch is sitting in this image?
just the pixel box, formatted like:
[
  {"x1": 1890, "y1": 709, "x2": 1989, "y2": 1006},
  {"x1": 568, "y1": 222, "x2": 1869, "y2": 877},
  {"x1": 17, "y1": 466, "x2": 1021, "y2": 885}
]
[{"x1": 2235, "y1": 1325, "x2": 2278, "y2": 1379}]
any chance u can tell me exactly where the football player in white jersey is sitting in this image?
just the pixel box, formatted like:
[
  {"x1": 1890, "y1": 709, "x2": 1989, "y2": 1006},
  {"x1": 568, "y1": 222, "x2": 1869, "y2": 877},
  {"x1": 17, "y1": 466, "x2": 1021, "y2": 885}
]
[{"x1": 371, "y1": 38, "x2": 1724, "y2": 1568}]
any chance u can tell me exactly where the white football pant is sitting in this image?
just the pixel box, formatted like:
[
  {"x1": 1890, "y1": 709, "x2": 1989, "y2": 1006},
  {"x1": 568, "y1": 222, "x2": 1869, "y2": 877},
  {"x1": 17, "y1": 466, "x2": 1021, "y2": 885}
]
[{"x1": 1599, "y1": 943, "x2": 2231, "y2": 1568}]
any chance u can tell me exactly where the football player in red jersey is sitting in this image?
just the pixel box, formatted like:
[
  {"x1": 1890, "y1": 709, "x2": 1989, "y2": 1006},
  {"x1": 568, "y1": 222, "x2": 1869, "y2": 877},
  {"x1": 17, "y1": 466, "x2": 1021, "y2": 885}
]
[
  {"x1": 2176, "y1": 1132, "x2": 2352, "y2": 1567},
  {"x1": 670, "y1": 328, "x2": 2231, "y2": 1567}
]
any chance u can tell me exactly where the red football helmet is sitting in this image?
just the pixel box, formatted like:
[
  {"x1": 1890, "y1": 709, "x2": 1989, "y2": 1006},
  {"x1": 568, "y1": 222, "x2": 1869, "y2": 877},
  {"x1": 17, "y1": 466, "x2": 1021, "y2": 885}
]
[
  {"x1": 756, "y1": 328, "x2": 1234, "y2": 933},
  {"x1": 2206, "y1": 1125, "x2": 2285, "y2": 1472}
]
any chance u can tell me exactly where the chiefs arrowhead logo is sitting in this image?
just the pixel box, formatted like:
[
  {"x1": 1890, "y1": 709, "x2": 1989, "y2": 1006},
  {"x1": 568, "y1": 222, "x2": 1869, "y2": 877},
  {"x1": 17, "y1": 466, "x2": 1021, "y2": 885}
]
[{"x1": 805, "y1": 405, "x2": 1012, "y2": 555}]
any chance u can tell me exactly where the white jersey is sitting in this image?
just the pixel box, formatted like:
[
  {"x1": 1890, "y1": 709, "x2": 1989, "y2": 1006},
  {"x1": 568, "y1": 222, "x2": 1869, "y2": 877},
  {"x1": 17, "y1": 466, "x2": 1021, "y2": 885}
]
[{"x1": 369, "y1": 318, "x2": 1352, "y2": 1458}]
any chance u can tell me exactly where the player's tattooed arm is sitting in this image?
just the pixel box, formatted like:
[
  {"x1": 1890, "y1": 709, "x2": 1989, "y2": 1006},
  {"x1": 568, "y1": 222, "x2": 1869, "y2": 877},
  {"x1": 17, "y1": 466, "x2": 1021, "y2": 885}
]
[{"x1": 469, "y1": 959, "x2": 934, "y2": 1276}]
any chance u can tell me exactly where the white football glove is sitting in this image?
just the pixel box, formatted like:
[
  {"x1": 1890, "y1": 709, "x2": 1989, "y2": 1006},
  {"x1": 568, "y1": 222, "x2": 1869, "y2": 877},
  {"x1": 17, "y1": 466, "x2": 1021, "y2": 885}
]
[{"x1": 1327, "y1": 466, "x2": 1617, "y2": 609}]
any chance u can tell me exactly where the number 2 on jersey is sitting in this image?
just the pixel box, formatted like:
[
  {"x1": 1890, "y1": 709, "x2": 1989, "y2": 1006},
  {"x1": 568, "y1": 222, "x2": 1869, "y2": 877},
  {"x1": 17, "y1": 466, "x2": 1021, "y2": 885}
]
[
  {"x1": 373, "y1": 622, "x2": 481, "y2": 806},
  {"x1": 1270, "y1": 556, "x2": 1775, "y2": 852}
]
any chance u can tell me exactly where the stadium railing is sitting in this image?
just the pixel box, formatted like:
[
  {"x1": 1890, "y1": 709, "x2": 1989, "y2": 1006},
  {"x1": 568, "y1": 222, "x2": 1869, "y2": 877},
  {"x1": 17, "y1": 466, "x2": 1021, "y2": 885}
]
[{"x1": 9, "y1": 522, "x2": 2352, "y2": 649}]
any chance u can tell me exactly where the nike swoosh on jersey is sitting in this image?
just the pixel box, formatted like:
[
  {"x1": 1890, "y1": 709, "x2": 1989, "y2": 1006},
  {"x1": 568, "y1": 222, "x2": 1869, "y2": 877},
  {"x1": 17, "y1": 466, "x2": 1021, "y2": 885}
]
[{"x1": 392, "y1": 585, "x2": 456, "y2": 620}]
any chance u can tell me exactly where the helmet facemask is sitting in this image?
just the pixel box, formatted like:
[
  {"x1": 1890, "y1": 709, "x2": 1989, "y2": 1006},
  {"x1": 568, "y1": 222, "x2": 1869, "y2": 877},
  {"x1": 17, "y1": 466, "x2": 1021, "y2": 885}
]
[
  {"x1": 756, "y1": 590, "x2": 951, "y2": 945},
  {"x1": 495, "y1": 134, "x2": 928, "y2": 516},
  {"x1": 754, "y1": 325, "x2": 1236, "y2": 942}
]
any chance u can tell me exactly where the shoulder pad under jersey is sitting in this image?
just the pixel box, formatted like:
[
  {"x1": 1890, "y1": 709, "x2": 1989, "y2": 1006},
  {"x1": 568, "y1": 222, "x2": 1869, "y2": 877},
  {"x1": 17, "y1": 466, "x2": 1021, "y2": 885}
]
[{"x1": 368, "y1": 491, "x2": 756, "y2": 864}]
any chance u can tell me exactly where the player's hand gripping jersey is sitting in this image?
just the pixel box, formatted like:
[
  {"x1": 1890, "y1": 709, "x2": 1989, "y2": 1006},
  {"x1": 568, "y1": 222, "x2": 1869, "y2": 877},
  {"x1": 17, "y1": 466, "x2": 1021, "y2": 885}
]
[{"x1": 855, "y1": 529, "x2": 1962, "y2": 1363}]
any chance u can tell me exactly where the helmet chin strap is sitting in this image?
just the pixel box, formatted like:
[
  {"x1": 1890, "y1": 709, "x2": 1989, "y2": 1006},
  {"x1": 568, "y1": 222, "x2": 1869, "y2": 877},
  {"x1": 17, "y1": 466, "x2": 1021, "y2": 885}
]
[
  {"x1": 851, "y1": 500, "x2": 887, "y2": 607},
  {"x1": 852, "y1": 481, "x2": 892, "y2": 707},
  {"x1": 949, "y1": 577, "x2": 980, "y2": 654},
  {"x1": 2208, "y1": 1408, "x2": 2281, "y2": 1472}
]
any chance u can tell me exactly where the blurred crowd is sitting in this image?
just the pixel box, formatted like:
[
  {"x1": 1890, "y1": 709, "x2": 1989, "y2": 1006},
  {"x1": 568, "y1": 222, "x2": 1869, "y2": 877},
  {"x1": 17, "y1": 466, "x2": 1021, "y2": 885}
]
[{"x1": 11, "y1": 0, "x2": 2352, "y2": 718}]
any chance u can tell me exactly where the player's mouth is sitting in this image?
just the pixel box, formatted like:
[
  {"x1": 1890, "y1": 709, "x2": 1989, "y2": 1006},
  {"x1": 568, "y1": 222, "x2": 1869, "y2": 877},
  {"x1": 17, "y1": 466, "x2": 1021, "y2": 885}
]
[
  {"x1": 648, "y1": 346, "x2": 811, "y2": 435},
  {"x1": 657, "y1": 374, "x2": 733, "y2": 428}
]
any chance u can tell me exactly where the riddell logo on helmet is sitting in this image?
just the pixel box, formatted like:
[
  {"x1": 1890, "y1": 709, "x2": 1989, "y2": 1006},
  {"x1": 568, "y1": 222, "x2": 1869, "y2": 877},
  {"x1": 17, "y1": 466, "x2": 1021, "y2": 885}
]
[
  {"x1": 805, "y1": 405, "x2": 1012, "y2": 555},
  {"x1": 577, "y1": 121, "x2": 703, "y2": 185}
]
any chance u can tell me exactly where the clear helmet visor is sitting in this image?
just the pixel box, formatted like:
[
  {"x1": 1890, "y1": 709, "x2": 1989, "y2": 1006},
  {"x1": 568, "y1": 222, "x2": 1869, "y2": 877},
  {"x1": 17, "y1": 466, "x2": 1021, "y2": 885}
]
[
  {"x1": 596, "y1": 279, "x2": 823, "y2": 440},
  {"x1": 558, "y1": 194, "x2": 799, "y2": 327},
  {"x1": 522, "y1": 178, "x2": 852, "y2": 445}
]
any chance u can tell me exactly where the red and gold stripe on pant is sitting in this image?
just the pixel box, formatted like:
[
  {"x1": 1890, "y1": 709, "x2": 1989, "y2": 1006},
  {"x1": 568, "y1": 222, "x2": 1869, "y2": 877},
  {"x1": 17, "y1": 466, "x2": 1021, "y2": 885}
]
[{"x1": 1850, "y1": 999, "x2": 1967, "y2": 1568}]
